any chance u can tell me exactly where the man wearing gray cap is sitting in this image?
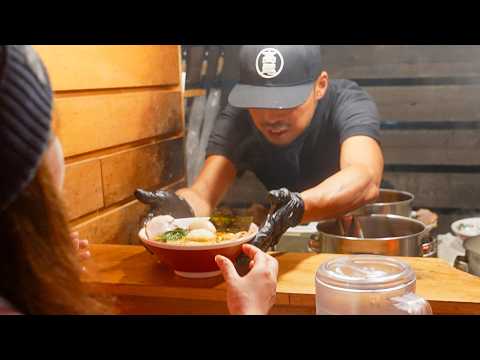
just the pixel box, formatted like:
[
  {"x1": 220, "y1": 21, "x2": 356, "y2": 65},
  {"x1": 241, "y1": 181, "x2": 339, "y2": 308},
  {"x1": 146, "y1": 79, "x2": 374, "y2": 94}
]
[{"x1": 136, "y1": 45, "x2": 384, "y2": 255}]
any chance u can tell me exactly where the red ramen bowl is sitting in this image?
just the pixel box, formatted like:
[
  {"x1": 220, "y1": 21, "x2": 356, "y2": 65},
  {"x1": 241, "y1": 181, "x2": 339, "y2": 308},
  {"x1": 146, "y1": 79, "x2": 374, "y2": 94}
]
[{"x1": 138, "y1": 217, "x2": 258, "y2": 278}]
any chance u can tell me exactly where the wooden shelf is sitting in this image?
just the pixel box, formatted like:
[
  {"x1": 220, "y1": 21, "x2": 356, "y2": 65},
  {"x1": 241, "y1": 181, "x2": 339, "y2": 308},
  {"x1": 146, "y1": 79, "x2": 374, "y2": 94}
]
[{"x1": 184, "y1": 88, "x2": 207, "y2": 98}]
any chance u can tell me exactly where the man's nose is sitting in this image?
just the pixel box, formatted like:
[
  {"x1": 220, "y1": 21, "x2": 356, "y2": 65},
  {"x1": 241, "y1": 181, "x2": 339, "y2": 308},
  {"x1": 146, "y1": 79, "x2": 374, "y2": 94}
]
[
  {"x1": 262, "y1": 111, "x2": 286, "y2": 125},
  {"x1": 264, "y1": 118, "x2": 281, "y2": 126}
]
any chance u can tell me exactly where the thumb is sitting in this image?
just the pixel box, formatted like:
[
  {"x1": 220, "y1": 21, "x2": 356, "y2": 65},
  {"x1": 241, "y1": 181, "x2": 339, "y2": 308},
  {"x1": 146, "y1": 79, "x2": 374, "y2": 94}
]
[{"x1": 215, "y1": 255, "x2": 240, "y2": 283}]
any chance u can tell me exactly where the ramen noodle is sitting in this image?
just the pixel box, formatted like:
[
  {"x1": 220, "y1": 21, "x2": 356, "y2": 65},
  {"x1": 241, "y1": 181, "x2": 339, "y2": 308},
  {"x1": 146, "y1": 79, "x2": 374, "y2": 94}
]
[{"x1": 153, "y1": 217, "x2": 248, "y2": 245}]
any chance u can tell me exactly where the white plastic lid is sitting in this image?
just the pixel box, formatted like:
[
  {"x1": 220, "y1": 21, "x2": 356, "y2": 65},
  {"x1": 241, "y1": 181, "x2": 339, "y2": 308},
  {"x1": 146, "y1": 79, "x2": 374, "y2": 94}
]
[{"x1": 316, "y1": 255, "x2": 416, "y2": 291}]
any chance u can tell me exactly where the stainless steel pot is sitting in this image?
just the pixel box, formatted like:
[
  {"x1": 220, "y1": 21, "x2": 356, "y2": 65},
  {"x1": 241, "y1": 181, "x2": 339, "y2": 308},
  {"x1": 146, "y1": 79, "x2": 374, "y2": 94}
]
[
  {"x1": 309, "y1": 214, "x2": 436, "y2": 257},
  {"x1": 454, "y1": 236, "x2": 480, "y2": 276},
  {"x1": 351, "y1": 189, "x2": 414, "y2": 217}
]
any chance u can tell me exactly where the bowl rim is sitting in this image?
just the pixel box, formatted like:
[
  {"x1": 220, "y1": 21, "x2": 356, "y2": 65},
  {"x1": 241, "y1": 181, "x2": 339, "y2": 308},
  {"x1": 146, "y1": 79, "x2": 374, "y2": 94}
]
[
  {"x1": 139, "y1": 218, "x2": 258, "y2": 251},
  {"x1": 451, "y1": 217, "x2": 480, "y2": 237}
]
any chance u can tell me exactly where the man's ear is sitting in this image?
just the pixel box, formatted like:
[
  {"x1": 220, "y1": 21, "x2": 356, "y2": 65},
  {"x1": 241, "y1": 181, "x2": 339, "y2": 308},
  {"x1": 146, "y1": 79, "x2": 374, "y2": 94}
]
[{"x1": 314, "y1": 72, "x2": 329, "y2": 100}]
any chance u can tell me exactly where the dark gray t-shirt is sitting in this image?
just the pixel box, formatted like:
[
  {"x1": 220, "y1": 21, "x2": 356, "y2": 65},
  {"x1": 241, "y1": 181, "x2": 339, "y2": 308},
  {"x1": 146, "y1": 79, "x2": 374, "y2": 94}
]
[{"x1": 206, "y1": 79, "x2": 381, "y2": 192}]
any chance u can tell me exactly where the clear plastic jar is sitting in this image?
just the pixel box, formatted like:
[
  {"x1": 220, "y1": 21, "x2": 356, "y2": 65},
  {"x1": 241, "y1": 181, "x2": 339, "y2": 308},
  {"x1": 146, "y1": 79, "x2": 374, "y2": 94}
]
[{"x1": 315, "y1": 255, "x2": 432, "y2": 315}]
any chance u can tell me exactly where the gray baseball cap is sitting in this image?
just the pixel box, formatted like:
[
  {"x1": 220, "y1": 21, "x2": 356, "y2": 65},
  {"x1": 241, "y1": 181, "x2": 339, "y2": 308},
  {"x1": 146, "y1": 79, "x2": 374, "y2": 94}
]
[{"x1": 228, "y1": 45, "x2": 322, "y2": 109}]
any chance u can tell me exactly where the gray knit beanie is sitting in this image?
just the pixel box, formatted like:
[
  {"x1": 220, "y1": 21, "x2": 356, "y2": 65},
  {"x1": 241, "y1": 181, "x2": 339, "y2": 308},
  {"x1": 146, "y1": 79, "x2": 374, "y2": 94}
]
[{"x1": 0, "y1": 45, "x2": 53, "y2": 211}]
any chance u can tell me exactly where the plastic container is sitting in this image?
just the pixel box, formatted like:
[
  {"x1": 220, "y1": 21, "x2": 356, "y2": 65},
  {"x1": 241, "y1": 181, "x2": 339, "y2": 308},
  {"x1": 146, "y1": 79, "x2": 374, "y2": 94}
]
[{"x1": 315, "y1": 255, "x2": 432, "y2": 315}]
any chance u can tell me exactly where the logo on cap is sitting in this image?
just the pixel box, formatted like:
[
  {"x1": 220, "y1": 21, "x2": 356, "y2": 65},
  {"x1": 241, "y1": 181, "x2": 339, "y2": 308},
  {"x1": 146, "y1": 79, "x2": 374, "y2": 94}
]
[{"x1": 255, "y1": 48, "x2": 284, "y2": 79}]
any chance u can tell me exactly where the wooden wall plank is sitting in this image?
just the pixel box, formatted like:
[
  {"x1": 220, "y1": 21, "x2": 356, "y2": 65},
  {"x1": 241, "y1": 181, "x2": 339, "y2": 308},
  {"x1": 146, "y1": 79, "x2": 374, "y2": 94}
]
[
  {"x1": 73, "y1": 200, "x2": 148, "y2": 245},
  {"x1": 101, "y1": 144, "x2": 165, "y2": 207},
  {"x1": 368, "y1": 85, "x2": 480, "y2": 122},
  {"x1": 73, "y1": 176, "x2": 186, "y2": 245},
  {"x1": 160, "y1": 137, "x2": 185, "y2": 185},
  {"x1": 55, "y1": 89, "x2": 182, "y2": 157},
  {"x1": 322, "y1": 45, "x2": 480, "y2": 79},
  {"x1": 33, "y1": 45, "x2": 186, "y2": 245},
  {"x1": 63, "y1": 159, "x2": 104, "y2": 220},
  {"x1": 382, "y1": 129, "x2": 480, "y2": 165},
  {"x1": 383, "y1": 172, "x2": 480, "y2": 209},
  {"x1": 34, "y1": 45, "x2": 180, "y2": 91},
  {"x1": 101, "y1": 138, "x2": 185, "y2": 207}
]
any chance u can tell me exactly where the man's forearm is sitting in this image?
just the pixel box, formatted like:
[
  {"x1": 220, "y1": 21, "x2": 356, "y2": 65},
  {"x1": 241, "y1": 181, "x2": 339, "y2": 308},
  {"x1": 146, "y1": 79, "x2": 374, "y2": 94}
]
[
  {"x1": 175, "y1": 187, "x2": 214, "y2": 217},
  {"x1": 174, "y1": 156, "x2": 237, "y2": 218},
  {"x1": 300, "y1": 165, "x2": 380, "y2": 222}
]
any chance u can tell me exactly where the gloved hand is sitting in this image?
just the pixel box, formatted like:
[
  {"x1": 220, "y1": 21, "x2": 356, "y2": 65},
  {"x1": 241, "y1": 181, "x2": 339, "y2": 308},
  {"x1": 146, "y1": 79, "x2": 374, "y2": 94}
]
[
  {"x1": 134, "y1": 188, "x2": 195, "y2": 225},
  {"x1": 252, "y1": 188, "x2": 305, "y2": 251},
  {"x1": 235, "y1": 188, "x2": 304, "y2": 274}
]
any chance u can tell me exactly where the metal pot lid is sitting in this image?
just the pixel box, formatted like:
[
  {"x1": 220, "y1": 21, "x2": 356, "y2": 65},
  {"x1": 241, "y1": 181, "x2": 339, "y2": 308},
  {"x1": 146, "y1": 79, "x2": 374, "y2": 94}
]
[{"x1": 316, "y1": 255, "x2": 416, "y2": 291}]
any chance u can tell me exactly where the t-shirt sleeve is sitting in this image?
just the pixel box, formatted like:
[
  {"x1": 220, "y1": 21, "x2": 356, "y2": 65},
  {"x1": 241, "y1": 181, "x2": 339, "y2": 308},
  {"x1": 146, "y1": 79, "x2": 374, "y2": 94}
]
[
  {"x1": 205, "y1": 104, "x2": 252, "y2": 168},
  {"x1": 333, "y1": 81, "x2": 382, "y2": 145}
]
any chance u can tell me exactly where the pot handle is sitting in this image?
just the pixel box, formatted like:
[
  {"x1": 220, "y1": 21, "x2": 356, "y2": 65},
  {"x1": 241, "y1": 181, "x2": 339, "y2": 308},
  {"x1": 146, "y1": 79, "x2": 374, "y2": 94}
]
[
  {"x1": 454, "y1": 255, "x2": 469, "y2": 273},
  {"x1": 308, "y1": 234, "x2": 321, "y2": 253},
  {"x1": 389, "y1": 292, "x2": 433, "y2": 315},
  {"x1": 421, "y1": 235, "x2": 437, "y2": 257}
]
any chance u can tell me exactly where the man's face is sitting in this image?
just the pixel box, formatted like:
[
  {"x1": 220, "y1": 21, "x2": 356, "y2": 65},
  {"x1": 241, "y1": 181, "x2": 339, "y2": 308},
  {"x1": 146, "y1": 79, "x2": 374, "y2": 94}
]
[
  {"x1": 249, "y1": 88, "x2": 318, "y2": 146},
  {"x1": 248, "y1": 73, "x2": 328, "y2": 146}
]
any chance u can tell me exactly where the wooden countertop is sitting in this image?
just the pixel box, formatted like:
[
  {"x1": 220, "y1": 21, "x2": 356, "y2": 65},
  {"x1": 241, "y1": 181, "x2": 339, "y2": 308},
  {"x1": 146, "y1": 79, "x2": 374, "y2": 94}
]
[{"x1": 82, "y1": 244, "x2": 480, "y2": 315}]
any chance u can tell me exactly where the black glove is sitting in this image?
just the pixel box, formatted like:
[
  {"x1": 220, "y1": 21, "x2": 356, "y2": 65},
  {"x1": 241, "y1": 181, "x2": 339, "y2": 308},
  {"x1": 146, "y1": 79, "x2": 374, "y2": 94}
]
[
  {"x1": 134, "y1": 188, "x2": 195, "y2": 225},
  {"x1": 235, "y1": 188, "x2": 304, "y2": 275},
  {"x1": 250, "y1": 188, "x2": 305, "y2": 251},
  {"x1": 236, "y1": 188, "x2": 305, "y2": 275}
]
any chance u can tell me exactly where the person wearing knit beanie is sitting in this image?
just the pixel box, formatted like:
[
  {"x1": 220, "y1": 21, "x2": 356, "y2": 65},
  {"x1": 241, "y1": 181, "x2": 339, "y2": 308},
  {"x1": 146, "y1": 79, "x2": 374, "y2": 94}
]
[
  {"x1": 0, "y1": 44, "x2": 90, "y2": 257},
  {"x1": 0, "y1": 45, "x2": 95, "y2": 315},
  {"x1": 0, "y1": 45, "x2": 53, "y2": 212}
]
